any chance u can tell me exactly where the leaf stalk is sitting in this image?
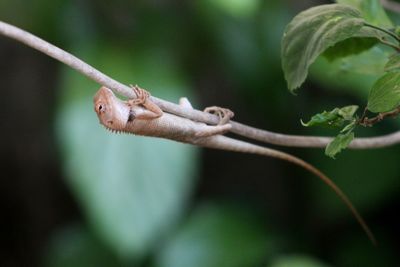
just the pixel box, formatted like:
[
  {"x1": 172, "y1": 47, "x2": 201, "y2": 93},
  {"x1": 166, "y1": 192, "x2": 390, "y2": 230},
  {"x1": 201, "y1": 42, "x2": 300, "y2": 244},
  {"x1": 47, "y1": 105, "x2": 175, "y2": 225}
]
[{"x1": 364, "y1": 22, "x2": 400, "y2": 43}]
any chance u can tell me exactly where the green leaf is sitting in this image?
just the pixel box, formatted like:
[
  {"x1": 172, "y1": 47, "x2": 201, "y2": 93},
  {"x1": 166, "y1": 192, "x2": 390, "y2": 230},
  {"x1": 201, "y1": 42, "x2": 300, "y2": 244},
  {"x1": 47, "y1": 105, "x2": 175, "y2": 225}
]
[
  {"x1": 325, "y1": 131, "x2": 355, "y2": 158},
  {"x1": 340, "y1": 120, "x2": 357, "y2": 133},
  {"x1": 56, "y1": 44, "x2": 198, "y2": 259},
  {"x1": 281, "y1": 4, "x2": 365, "y2": 92},
  {"x1": 301, "y1": 108, "x2": 343, "y2": 128},
  {"x1": 270, "y1": 254, "x2": 331, "y2": 267},
  {"x1": 206, "y1": 0, "x2": 260, "y2": 18},
  {"x1": 338, "y1": 105, "x2": 359, "y2": 119},
  {"x1": 309, "y1": 46, "x2": 387, "y2": 98},
  {"x1": 301, "y1": 105, "x2": 358, "y2": 128},
  {"x1": 323, "y1": 37, "x2": 378, "y2": 61},
  {"x1": 384, "y1": 53, "x2": 400, "y2": 72},
  {"x1": 156, "y1": 204, "x2": 271, "y2": 267},
  {"x1": 337, "y1": 0, "x2": 393, "y2": 27},
  {"x1": 317, "y1": 45, "x2": 388, "y2": 76},
  {"x1": 322, "y1": 22, "x2": 387, "y2": 61},
  {"x1": 367, "y1": 72, "x2": 400, "y2": 112},
  {"x1": 44, "y1": 224, "x2": 120, "y2": 267}
]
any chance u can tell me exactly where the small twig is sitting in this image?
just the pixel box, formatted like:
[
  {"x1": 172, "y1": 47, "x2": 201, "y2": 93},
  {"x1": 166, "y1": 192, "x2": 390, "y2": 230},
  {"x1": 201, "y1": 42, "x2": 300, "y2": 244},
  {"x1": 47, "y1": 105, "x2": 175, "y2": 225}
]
[
  {"x1": 359, "y1": 107, "x2": 369, "y2": 123},
  {"x1": 381, "y1": 0, "x2": 400, "y2": 14},
  {"x1": 359, "y1": 106, "x2": 400, "y2": 127},
  {"x1": 1, "y1": 20, "x2": 400, "y2": 149}
]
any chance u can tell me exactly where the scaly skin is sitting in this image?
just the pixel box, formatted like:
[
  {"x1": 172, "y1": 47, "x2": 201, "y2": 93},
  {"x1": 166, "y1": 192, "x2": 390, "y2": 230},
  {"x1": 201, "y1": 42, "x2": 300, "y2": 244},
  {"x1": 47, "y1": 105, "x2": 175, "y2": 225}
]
[{"x1": 94, "y1": 86, "x2": 376, "y2": 245}]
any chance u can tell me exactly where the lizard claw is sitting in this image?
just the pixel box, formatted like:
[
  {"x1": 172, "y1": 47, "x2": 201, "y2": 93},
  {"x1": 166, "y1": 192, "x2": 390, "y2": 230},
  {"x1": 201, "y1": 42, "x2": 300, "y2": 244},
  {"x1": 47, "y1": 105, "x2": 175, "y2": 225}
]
[
  {"x1": 129, "y1": 84, "x2": 150, "y2": 105},
  {"x1": 204, "y1": 106, "x2": 234, "y2": 125}
]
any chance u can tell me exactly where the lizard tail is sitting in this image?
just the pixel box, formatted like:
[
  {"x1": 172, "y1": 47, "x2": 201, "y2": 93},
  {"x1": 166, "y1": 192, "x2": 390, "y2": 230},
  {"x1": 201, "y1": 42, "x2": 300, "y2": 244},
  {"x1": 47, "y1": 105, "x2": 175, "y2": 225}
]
[{"x1": 199, "y1": 135, "x2": 376, "y2": 245}]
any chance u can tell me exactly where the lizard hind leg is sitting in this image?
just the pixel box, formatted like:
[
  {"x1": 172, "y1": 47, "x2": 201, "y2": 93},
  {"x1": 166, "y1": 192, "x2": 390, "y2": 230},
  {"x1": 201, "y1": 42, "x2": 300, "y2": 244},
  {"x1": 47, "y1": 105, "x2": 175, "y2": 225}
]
[
  {"x1": 204, "y1": 106, "x2": 234, "y2": 125},
  {"x1": 194, "y1": 106, "x2": 234, "y2": 137},
  {"x1": 178, "y1": 100, "x2": 233, "y2": 137}
]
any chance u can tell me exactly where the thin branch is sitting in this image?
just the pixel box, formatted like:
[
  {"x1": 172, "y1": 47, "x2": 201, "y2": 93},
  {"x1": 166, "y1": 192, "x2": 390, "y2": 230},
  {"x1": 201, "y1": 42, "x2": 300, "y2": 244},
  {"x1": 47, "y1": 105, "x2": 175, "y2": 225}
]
[
  {"x1": 1, "y1": 20, "x2": 400, "y2": 149},
  {"x1": 381, "y1": 0, "x2": 400, "y2": 14},
  {"x1": 232, "y1": 121, "x2": 400, "y2": 149},
  {"x1": 359, "y1": 106, "x2": 400, "y2": 127}
]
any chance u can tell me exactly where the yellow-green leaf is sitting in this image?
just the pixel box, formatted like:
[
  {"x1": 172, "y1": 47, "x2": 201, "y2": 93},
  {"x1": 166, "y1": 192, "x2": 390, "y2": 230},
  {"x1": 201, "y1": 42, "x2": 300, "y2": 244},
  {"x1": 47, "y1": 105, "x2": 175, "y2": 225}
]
[
  {"x1": 325, "y1": 131, "x2": 354, "y2": 158},
  {"x1": 337, "y1": 0, "x2": 393, "y2": 27},
  {"x1": 301, "y1": 105, "x2": 358, "y2": 128},
  {"x1": 384, "y1": 53, "x2": 400, "y2": 72},
  {"x1": 368, "y1": 72, "x2": 400, "y2": 113}
]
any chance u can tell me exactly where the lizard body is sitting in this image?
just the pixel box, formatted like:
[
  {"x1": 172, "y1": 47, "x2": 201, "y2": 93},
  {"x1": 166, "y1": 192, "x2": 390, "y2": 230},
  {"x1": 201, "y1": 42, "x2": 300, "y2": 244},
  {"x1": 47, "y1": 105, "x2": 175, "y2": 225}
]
[{"x1": 94, "y1": 86, "x2": 376, "y2": 244}]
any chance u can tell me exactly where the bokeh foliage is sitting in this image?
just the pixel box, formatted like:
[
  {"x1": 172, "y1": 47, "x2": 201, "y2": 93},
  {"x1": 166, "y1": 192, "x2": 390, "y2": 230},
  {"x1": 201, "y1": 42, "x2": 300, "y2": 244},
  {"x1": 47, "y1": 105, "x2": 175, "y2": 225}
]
[{"x1": 0, "y1": 0, "x2": 399, "y2": 266}]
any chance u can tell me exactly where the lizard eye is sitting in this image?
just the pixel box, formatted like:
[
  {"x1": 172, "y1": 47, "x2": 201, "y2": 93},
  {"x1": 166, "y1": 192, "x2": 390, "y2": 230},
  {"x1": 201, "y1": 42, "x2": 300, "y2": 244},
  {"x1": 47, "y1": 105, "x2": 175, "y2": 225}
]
[{"x1": 97, "y1": 104, "x2": 106, "y2": 113}]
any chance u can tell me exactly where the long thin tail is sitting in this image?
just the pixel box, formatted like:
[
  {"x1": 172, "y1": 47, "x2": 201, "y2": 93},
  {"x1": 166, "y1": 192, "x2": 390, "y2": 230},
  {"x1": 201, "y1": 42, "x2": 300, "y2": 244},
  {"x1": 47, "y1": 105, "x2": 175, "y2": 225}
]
[{"x1": 200, "y1": 135, "x2": 376, "y2": 245}]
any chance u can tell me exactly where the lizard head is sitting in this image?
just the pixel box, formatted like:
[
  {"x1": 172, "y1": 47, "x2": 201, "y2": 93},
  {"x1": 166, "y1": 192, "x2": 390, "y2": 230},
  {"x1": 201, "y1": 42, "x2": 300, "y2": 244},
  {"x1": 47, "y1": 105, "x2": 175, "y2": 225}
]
[{"x1": 93, "y1": 86, "x2": 130, "y2": 132}]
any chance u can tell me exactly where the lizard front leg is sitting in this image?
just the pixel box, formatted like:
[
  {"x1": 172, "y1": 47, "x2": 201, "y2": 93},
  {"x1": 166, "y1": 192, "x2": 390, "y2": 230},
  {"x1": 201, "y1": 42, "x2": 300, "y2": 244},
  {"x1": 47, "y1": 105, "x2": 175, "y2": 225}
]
[{"x1": 128, "y1": 85, "x2": 163, "y2": 119}]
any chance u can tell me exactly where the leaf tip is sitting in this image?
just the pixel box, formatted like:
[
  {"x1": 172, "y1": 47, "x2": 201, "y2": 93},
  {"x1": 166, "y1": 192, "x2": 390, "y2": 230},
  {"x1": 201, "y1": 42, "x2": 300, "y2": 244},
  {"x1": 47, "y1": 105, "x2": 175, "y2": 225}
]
[
  {"x1": 288, "y1": 84, "x2": 300, "y2": 95},
  {"x1": 300, "y1": 119, "x2": 308, "y2": 127}
]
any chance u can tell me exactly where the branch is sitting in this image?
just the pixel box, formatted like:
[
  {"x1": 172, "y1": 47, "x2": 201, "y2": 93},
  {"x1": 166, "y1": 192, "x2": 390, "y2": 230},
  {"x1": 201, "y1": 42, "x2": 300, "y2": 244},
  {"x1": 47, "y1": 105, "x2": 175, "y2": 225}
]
[
  {"x1": 1, "y1": 20, "x2": 400, "y2": 149},
  {"x1": 232, "y1": 121, "x2": 400, "y2": 149},
  {"x1": 0, "y1": 21, "x2": 219, "y2": 123}
]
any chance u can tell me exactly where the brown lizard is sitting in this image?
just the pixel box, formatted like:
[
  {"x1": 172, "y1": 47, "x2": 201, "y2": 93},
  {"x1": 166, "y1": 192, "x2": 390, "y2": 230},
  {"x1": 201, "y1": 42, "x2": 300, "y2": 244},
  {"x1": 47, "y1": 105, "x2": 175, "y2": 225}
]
[{"x1": 94, "y1": 85, "x2": 376, "y2": 245}]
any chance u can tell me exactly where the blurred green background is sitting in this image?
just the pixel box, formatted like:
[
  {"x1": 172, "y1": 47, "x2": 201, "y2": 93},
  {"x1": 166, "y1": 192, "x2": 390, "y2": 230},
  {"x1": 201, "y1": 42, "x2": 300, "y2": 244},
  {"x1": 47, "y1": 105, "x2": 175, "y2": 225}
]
[{"x1": 0, "y1": 0, "x2": 399, "y2": 266}]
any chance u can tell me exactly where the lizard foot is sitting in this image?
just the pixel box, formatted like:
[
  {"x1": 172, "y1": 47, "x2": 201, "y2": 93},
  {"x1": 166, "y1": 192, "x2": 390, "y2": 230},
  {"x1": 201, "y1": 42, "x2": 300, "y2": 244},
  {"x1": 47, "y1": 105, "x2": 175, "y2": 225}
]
[
  {"x1": 204, "y1": 106, "x2": 234, "y2": 125},
  {"x1": 129, "y1": 84, "x2": 150, "y2": 105}
]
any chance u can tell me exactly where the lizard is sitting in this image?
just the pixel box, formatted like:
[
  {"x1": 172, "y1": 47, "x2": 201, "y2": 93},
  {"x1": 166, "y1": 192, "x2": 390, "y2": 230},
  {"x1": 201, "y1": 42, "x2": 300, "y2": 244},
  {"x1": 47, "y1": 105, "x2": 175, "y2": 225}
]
[{"x1": 93, "y1": 85, "x2": 376, "y2": 245}]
